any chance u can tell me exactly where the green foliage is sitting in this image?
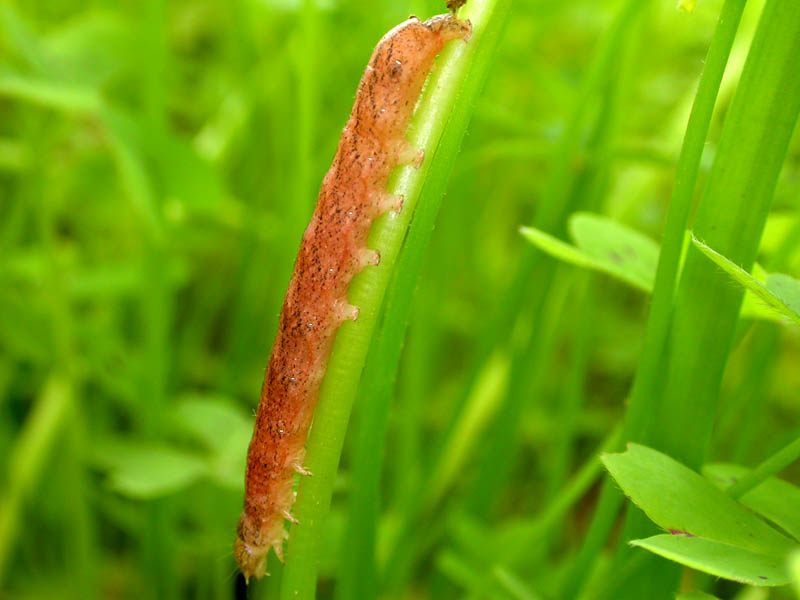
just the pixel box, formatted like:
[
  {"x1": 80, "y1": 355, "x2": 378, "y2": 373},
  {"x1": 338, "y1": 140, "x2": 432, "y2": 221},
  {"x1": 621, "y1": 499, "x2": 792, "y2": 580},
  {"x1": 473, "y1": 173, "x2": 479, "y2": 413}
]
[
  {"x1": 96, "y1": 442, "x2": 210, "y2": 500},
  {"x1": 522, "y1": 215, "x2": 800, "y2": 324},
  {"x1": 632, "y1": 536, "x2": 789, "y2": 587},
  {"x1": 704, "y1": 463, "x2": 800, "y2": 541},
  {"x1": 520, "y1": 213, "x2": 659, "y2": 292},
  {"x1": 1, "y1": 0, "x2": 799, "y2": 599},
  {"x1": 283, "y1": 2, "x2": 512, "y2": 596},
  {"x1": 603, "y1": 444, "x2": 797, "y2": 586},
  {"x1": 693, "y1": 236, "x2": 800, "y2": 326},
  {"x1": 92, "y1": 396, "x2": 252, "y2": 498}
]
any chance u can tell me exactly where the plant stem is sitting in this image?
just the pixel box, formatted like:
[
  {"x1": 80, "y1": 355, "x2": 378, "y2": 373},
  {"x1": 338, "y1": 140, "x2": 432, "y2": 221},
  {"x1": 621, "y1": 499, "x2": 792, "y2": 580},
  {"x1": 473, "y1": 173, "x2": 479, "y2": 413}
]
[
  {"x1": 618, "y1": 0, "x2": 800, "y2": 595},
  {"x1": 279, "y1": 2, "x2": 510, "y2": 597},
  {"x1": 650, "y1": 0, "x2": 800, "y2": 469},
  {"x1": 335, "y1": 0, "x2": 513, "y2": 594},
  {"x1": 562, "y1": 1, "x2": 748, "y2": 596},
  {"x1": 727, "y1": 436, "x2": 800, "y2": 499},
  {"x1": 626, "y1": 0, "x2": 748, "y2": 468},
  {"x1": 0, "y1": 376, "x2": 72, "y2": 582}
]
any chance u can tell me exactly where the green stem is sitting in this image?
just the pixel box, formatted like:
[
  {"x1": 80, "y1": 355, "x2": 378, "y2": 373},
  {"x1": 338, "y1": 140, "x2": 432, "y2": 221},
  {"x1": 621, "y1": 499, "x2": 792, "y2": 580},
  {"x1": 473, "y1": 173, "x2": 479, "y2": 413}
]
[
  {"x1": 501, "y1": 424, "x2": 622, "y2": 567},
  {"x1": 292, "y1": 0, "x2": 319, "y2": 225},
  {"x1": 626, "y1": 0, "x2": 747, "y2": 461},
  {"x1": 727, "y1": 436, "x2": 800, "y2": 499},
  {"x1": 457, "y1": 0, "x2": 641, "y2": 534},
  {"x1": 546, "y1": 274, "x2": 593, "y2": 503},
  {"x1": 335, "y1": 1, "x2": 513, "y2": 595},
  {"x1": 0, "y1": 376, "x2": 72, "y2": 582},
  {"x1": 618, "y1": 0, "x2": 800, "y2": 595},
  {"x1": 278, "y1": 2, "x2": 509, "y2": 597},
  {"x1": 651, "y1": 0, "x2": 800, "y2": 468},
  {"x1": 562, "y1": 1, "x2": 747, "y2": 596}
]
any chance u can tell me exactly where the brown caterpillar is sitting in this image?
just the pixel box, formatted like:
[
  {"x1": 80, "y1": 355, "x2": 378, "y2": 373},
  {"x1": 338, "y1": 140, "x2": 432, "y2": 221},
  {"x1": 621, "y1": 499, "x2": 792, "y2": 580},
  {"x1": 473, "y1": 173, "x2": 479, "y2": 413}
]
[{"x1": 235, "y1": 13, "x2": 472, "y2": 581}]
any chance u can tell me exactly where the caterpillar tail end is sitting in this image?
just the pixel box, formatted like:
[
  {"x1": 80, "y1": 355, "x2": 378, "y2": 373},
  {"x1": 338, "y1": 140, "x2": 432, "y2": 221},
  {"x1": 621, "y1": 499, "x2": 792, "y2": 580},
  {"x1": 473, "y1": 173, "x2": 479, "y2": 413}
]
[
  {"x1": 234, "y1": 532, "x2": 269, "y2": 583},
  {"x1": 235, "y1": 512, "x2": 288, "y2": 582}
]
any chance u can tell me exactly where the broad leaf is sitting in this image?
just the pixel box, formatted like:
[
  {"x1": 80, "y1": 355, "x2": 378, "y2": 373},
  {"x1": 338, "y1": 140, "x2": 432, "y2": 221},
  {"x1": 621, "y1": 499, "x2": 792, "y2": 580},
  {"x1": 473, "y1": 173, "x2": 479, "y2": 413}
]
[
  {"x1": 95, "y1": 441, "x2": 209, "y2": 499},
  {"x1": 520, "y1": 213, "x2": 656, "y2": 292},
  {"x1": 632, "y1": 535, "x2": 789, "y2": 587},
  {"x1": 704, "y1": 463, "x2": 800, "y2": 542},
  {"x1": 569, "y1": 212, "x2": 659, "y2": 292},
  {"x1": 602, "y1": 444, "x2": 795, "y2": 556},
  {"x1": 519, "y1": 226, "x2": 608, "y2": 278},
  {"x1": 519, "y1": 213, "x2": 783, "y2": 322},
  {"x1": 173, "y1": 395, "x2": 252, "y2": 454},
  {"x1": 767, "y1": 274, "x2": 800, "y2": 318},
  {"x1": 172, "y1": 396, "x2": 252, "y2": 491}
]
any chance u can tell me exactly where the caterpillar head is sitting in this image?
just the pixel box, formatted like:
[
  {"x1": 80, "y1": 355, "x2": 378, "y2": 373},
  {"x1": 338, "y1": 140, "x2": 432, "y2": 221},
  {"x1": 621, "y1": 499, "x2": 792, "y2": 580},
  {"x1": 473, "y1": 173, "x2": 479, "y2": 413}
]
[{"x1": 423, "y1": 14, "x2": 472, "y2": 42}]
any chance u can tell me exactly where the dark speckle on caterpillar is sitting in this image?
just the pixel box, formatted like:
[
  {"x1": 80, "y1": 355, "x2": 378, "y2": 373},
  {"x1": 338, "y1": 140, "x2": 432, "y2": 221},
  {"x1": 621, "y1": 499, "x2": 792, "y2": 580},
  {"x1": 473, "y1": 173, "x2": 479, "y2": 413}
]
[{"x1": 234, "y1": 13, "x2": 471, "y2": 582}]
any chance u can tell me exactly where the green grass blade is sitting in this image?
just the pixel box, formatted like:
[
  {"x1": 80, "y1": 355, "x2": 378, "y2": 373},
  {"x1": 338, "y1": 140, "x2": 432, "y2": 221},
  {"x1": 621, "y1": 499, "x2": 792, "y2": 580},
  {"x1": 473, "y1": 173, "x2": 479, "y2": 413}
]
[
  {"x1": 0, "y1": 376, "x2": 72, "y2": 582},
  {"x1": 460, "y1": 0, "x2": 647, "y2": 562},
  {"x1": 611, "y1": 1, "x2": 800, "y2": 594},
  {"x1": 335, "y1": 0, "x2": 513, "y2": 594},
  {"x1": 437, "y1": 0, "x2": 647, "y2": 514},
  {"x1": 651, "y1": 0, "x2": 800, "y2": 469},
  {"x1": 492, "y1": 566, "x2": 543, "y2": 600},
  {"x1": 562, "y1": 0, "x2": 775, "y2": 594},
  {"x1": 625, "y1": 0, "x2": 748, "y2": 466}
]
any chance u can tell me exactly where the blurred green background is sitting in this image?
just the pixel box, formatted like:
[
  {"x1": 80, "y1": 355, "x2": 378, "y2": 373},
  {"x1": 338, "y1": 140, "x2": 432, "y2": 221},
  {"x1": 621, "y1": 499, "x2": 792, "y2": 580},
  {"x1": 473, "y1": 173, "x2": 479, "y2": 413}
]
[{"x1": 1, "y1": 0, "x2": 798, "y2": 598}]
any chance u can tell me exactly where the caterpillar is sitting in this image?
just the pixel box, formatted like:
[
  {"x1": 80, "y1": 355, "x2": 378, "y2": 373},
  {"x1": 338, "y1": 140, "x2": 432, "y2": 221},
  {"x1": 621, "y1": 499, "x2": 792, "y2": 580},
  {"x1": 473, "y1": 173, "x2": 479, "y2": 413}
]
[{"x1": 235, "y1": 13, "x2": 472, "y2": 582}]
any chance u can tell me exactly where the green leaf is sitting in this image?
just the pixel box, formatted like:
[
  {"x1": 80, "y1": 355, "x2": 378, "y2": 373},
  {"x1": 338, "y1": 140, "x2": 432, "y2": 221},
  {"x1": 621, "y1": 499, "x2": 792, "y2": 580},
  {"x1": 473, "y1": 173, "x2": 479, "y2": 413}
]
[
  {"x1": 42, "y1": 13, "x2": 132, "y2": 86},
  {"x1": 172, "y1": 395, "x2": 252, "y2": 454},
  {"x1": 94, "y1": 441, "x2": 209, "y2": 499},
  {"x1": 172, "y1": 396, "x2": 252, "y2": 491},
  {"x1": 519, "y1": 226, "x2": 604, "y2": 277},
  {"x1": 144, "y1": 127, "x2": 229, "y2": 211},
  {"x1": 632, "y1": 535, "x2": 789, "y2": 587},
  {"x1": 0, "y1": 71, "x2": 100, "y2": 112},
  {"x1": 569, "y1": 212, "x2": 660, "y2": 292},
  {"x1": 704, "y1": 463, "x2": 800, "y2": 542},
  {"x1": 602, "y1": 444, "x2": 796, "y2": 556},
  {"x1": 692, "y1": 235, "x2": 800, "y2": 326},
  {"x1": 766, "y1": 274, "x2": 800, "y2": 318},
  {"x1": 521, "y1": 215, "x2": 786, "y2": 324},
  {"x1": 520, "y1": 213, "x2": 658, "y2": 292}
]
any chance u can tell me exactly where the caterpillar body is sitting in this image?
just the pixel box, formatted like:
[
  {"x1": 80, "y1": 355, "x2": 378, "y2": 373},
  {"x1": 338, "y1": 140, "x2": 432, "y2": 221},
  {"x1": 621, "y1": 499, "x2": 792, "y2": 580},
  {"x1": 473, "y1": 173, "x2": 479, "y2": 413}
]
[{"x1": 235, "y1": 13, "x2": 472, "y2": 581}]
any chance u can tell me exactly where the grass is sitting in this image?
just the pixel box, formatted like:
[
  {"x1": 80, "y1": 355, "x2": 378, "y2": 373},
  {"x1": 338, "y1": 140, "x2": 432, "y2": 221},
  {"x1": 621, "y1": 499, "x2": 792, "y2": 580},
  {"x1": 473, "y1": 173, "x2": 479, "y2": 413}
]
[{"x1": 1, "y1": 0, "x2": 799, "y2": 599}]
